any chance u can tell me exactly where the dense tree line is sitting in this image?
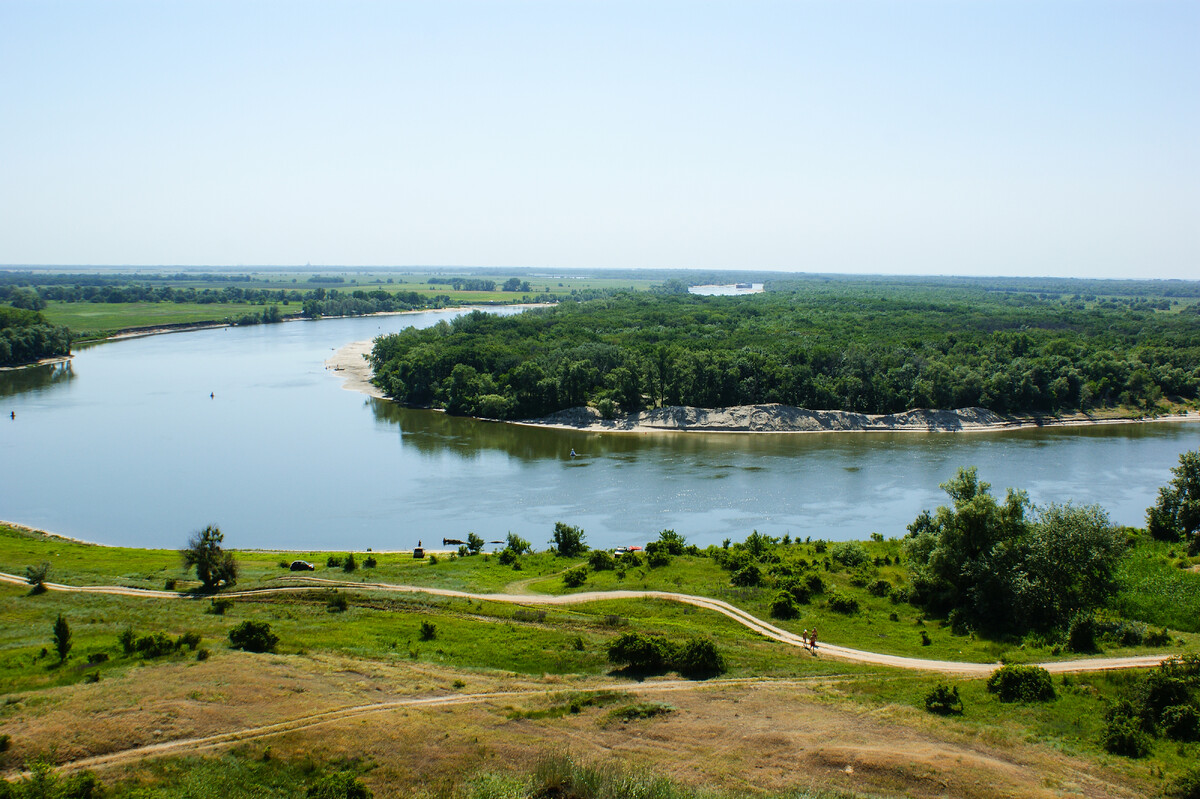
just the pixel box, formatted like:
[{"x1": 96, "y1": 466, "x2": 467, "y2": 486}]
[
  {"x1": 0, "y1": 306, "x2": 70, "y2": 366},
  {"x1": 369, "y1": 284, "x2": 1200, "y2": 419}
]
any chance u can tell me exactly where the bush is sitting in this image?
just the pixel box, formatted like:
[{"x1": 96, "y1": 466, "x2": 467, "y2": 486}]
[
  {"x1": 1162, "y1": 704, "x2": 1200, "y2": 742},
  {"x1": 1066, "y1": 613, "x2": 1098, "y2": 653},
  {"x1": 673, "y1": 637, "x2": 726, "y2": 679},
  {"x1": 1101, "y1": 704, "x2": 1152, "y2": 757},
  {"x1": 163, "y1": 578, "x2": 177, "y2": 591},
  {"x1": 730, "y1": 564, "x2": 762, "y2": 587},
  {"x1": 1145, "y1": 628, "x2": 1172, "y2": 647},
  {"x1": 656, "y1": 529, "x2": 687, "y2": 555},
  {"x1": 342, "y1": 553, "x2": 357, "y2": 573},
  {"x1": 644, "y1": 542, "x2": 671, "y2": 568},
  {"x1": 867, "y1": 579, "x2": 892, "y2": 597},
  {"x1": 363, "y1": 556, "x2": 377, "y2": 569},
  {"x1": 563, "y1": 566, "x2": 588, "y2": 588},
  {"x1": 1164, "y1": 767, "x2": 1200, "y2": 799},
  {"x1": 207, "y1": 598, "x2": 233, "y2": 615},
  {"x1": 607, "y1": 631, "x2": 673, "y2": 673},
  {"x1": 826, "y1": 592, "x2": 859, "y2": 615},
  {"x1": 326, "y1": 555, "x2": 344, "y2": 568},
  {"x1": 498, "y1": 548, "x2": 517, "y2": 565},
  {"x1": 924, "y1": 684, "x2": 964, "y2": 715},
  {"x1": 177, "y1": 631, "x2": 202, "y2": 651},
  {"x1": 25, "y1": 561, "x2": 50, "y2": 593},
  {"x1": 804, "y1": 573, "x2": 825, "y2": 594},
  {"x1": 135, "y1": 632, "x2": 176, "y2": 659},
  {"x1": 778, "y1": 578, "x2": 811, "y2": 604},
  {"x1": 327, "y1": 592, "x2": 349, "y2": 612},
  {"x1": 306, "y1": 772, "x2": 374, "y2": 799},
  {"x1": 986, "y1": 664, "x2": 1056, "y2": 703},
  {"x1": 197, "y1": 647, "x2": 210, "y2": 661},
  {"x1": 228, "y1": 620, "x2": 278, "y2": 653},
  {"x1": 588, "y1": 549, "x2": 615, "y2": 571},
  {"x1": 118, "y1": 626, "x2": 136, "y2": 655},
  {"x1": 830, "y1": 541, "x2": 870, "y2": 568},
  {"x1": 419, "y1": 621, "x2": 437, "y2": 641},
  {"x1": 769, "y1": 591, "x2": 799, "y2": 620}
]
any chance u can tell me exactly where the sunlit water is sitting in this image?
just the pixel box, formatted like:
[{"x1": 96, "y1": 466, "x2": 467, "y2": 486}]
[{"x1": 2, "y1": 308, "x2": 1198, "y2": 551}]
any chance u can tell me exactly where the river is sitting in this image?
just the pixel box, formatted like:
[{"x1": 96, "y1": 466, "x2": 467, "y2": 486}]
[{"x1": 2, "y1": 308, "x2": 1198, "y2": 551}]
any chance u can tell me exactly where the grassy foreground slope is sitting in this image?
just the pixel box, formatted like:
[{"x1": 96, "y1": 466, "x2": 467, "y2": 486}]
[{"x1": 2, "y1": 522, "x2": 1199, "y2": 798}]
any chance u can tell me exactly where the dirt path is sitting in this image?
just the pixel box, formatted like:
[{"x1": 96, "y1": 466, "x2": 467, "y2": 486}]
[
  {"x1": 0, "y1": 572, "x2": 1175, "y2": 675},
  {"x1": 35, "y1": 677, "x2": 825, "y2": 775}
]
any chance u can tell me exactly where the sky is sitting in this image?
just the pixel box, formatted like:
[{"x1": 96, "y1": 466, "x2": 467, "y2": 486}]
[{"x1": 1, "y1": 1, "x2": 1197, "y2": 278}]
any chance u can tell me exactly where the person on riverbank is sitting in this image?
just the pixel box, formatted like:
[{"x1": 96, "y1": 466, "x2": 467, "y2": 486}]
[
  {"x1": 802, "y1": 629, "x2": 810, "y2": 652},
  {"x1": 810, "y1": 628, "x2": 818, "y2": 652}
]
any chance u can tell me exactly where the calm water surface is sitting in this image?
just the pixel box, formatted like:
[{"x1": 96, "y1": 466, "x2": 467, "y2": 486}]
[{"x1": 3, "y1": 309, "x2": 1199, "y2": 551}]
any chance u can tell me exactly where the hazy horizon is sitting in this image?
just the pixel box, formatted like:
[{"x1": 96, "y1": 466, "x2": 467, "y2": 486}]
[{"x1": 2, "y1": 2, "x2": 1196, "y2": 279}]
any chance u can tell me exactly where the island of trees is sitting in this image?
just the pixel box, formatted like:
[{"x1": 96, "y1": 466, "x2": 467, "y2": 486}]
[
  {"x1": 0, "y1": 306, "x2": 70, "y2": 367},
  {"x1": 370, "y1": 277, "x2": 1200, "y2": 420}
]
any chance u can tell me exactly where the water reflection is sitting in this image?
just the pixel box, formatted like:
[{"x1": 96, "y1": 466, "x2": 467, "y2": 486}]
[{"x1": 0, "y1": 361, "x2": 74, "y2": 398}]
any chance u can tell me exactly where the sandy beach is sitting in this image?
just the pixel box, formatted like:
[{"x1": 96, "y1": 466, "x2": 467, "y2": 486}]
[{"x1": 327, "y1": 339, "x2": 1198, "y2": 434}]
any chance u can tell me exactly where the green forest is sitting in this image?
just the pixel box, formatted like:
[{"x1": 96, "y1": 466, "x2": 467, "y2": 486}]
[
  {"x1": 369, "y1": 278, "x2": 1200, "y2": 419},
  {"x1": 0, "y1": 306, "x2": 70, "y2": 367}
]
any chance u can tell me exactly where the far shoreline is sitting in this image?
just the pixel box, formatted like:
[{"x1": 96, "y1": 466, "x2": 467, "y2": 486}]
[{"x1": 329, "y1": 338, "x2": 1199, "y2": 436}]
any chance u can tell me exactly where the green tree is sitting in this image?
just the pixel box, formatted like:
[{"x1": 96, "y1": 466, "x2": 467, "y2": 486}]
[
  {"x1": 229, "y1": 620, "x2": 278, "y2": 653},
  {"x1": 505, "y1": 532, "x2": 532, "y2": 554},
  {"x1": 467, "y1": 532, "x2": 485, "y2": 554},
  {"x1": 1147, "y1": 449, "x2": 1200, "y2": 547},
  {"x1": 181, "y1": 525, "x2": 238, "y2": 590},
  {"x1": 25, "y1": 561, "x2": 50, "y2": 594},
  {"x1": 550, "y1": 522, "x2": 587, "y2": 557},
  {"x1": 52, "y1": 613, "x2": 71, "y2": 662}
]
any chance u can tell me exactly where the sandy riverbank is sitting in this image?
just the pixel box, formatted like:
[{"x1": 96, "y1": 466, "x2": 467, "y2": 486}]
[{"x1": 328, "y1": 338, "x2": 1199, "y2": 434}]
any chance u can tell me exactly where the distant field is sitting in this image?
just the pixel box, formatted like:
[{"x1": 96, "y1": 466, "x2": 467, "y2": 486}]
[{"x1": 40, "y1": 301, "x2": 275, "y2": 336}]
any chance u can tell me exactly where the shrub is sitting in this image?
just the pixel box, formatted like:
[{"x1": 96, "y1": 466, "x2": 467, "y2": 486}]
[
  {"x1": 428, "y1": 554, "x2": 439, "y2": 565},
  {"x1": 1164, "y1": 767, "x2": 1200, "y2": 799},
  {"x1": 656, "y1": 529, "x2": 687, "y2": 555},
  {"x1": 1101, "y1": 704, "x2": 1151, "y2": 758},
  {"x1": 830, "y1": 541, "x2": 870, "y2": 568},
  {"x1": 163, "y1": 578, "x2": 178, "y2": 590},
  {"x1": 924, "y1": 684, "x2": 964, "y2": 715},
  {"x1": 986, "y1": 664, "x2": 1056, "y2": 703},
  {"x1": 563, "y1": 566, "x2": 588, "y2": 588},
  {"x1": 177, "y1": 631, "x2": 202, "y2": 651},
  {"x1": 419, "y1": 621, "x2": 437, "y2": 641},
  {"x1": 769, "y1": 591, "x2": 799, "y2": 620},
  {"x1": 506, "y1": 532, "x2": 532, "y2": 555},
  {"x1": 888, "y1": 585, "x2": 911, "y2": 604},
  {"x1": 118, "y1": 626, "x2": 136, "y2": 655},
  {"x1": 804, "y1": 573, "x2": 825, "y2": 594},
  {"x1": 644, "y1": 542, "x2": 671, "y2": 568},
  {"x1": 607, "y1": 631, "x2": 673, "y2": 673},
  {"x1": 343, "y1": 553, "x2": 357, "y2": 573},
  {"x1": 326, "y1": 555, "x2": 344, "y2": 568},
  {"x1": 86, "y1": 652, "x2": 109, "y2": 665},
  {"x1": 1066, "y1": 613, "x2": 1098, "y2": 653},
  {"x1": 826, "y1": 592, "x2": 859, "y2": 615},
  {"x1": 588, "y1": 549, "x2": 615, "y2": 571},
  {"x1": 674, "y1": 637, "x2": 726, "y2": 678},
  {"x1": 1145, "y1": 628, "x2": 1172, "y2": 647},
  {"x1": 0, "y1": 733, "x2": 9, "y2": 752},
  {"x1": 731, "y1": 564, "x2": 762, "y2": 587},
  {"x1": 920, "y1": 630, "x2": 932, "y2": 647},
  {"x1": 84, "y1": 671, "x2": 100, "y2": 684},
  {"x1": 867, "y1": 579, "x2": 892, "y2": 597},
  {"x1": 778, "y1": 578, "x2": 811, "y2": 604},
  {"x1": 1162, "y1": 704, "x2": 1200, "y2": 742},
  {"x1": 609, "y1": 702, "x2": 675, "y2": 721},
  {"x1": 306, "y1": 771, "x2": 374, "y2": 799},
  {"x1": 619, "y1": 550, "x2": 642, "y2": 568},
  {"x1": 52, "y1": 613, "x2": 71, "y2": 662},
  {"x1": 135, "y1": 632, "x2": 176, "y2": 659},
  {"x1": 207, "y1": 598, "x2": 233, "y2": 615},
  {"x1": 498, "y1": 548, "x2": 517, "y2": 565},
  {"x1": 197, "y1": 647, "x2": 210, "y2": 661},
  {"x1": 229, "y1": 621, "x2": 278, "y2": 653},
  {"x1": 59, "y1": 770, "x2": 105, "y2": 799},
  {"x1": 327, "y1": 592, "x2": 348, "y2": 612},
  {"x1": 363, "y1": 556, "x2": 377, "y2": 569},
  {"x1": 813, "y1": 540, "x2": 827, "y2": 554}
]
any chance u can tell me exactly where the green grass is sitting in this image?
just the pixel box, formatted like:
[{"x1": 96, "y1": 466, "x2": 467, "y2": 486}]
[
  {"x1": 1111, "y1": 536, "x2": 1200, "y2": 632},
  {"x1": 41, "y1": 301, "x2": 279, "y2": 337}
]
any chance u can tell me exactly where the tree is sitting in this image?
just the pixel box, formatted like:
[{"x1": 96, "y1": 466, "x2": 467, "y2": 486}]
[
  {"x1": 25, "y1": 561, "x2": 50, "y2": 594},
  {"x1": 505, "y1": 532, "x2": 532, "y2": 555},
  {"x1": 904, "y1": 467, "x2": 1123, "y2": 632},
  {"x1": 181, "y1": 525, "x2": 238, "y2": 590},
  {"x1": 1148, "y1": 449, "x2": 1200, "y2": 548},
  {"x1": 467, "y1": 532, "x2": 485, "y2": 554},
  {"x1": 550, "y1": 522, "x2": 587, "y2": 557},
  {"x1": 52, "y1": 613, "x2": 71, "y2": 662}
]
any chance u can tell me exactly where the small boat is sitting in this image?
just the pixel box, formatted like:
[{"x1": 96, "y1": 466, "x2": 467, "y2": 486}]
[{"x1": 627, "y1": 545, "x2": 643, "y2": 552}]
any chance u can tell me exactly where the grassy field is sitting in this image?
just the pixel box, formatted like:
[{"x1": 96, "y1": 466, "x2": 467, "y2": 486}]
[
  {"x1": 40, "y1": 301, "x2": 283, "y2": 337},
  {"x1": 2, "y1": 521, "x2": 1198, "y2": 798}
]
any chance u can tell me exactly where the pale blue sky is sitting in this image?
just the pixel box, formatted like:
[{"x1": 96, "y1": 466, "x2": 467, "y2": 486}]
[{"x1": 1, "y1": 1, "x2": 1196, "y2": 277}]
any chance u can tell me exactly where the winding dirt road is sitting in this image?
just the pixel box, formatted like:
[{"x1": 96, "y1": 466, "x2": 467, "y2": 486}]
[{"x1": 0, "y1": 572, "x2": 1174, "y2": 675}]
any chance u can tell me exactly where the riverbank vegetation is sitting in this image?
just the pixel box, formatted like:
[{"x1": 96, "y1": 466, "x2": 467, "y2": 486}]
[
  {"x1": 0, "y1": 306, "x2": 70, "y2": 367},
  {"x1": 371, "y1": 277, "x2": 1200, "y2": 420},
  {"x1": 3, "y1": 458, "x2": 1200, "y2": 796}
]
